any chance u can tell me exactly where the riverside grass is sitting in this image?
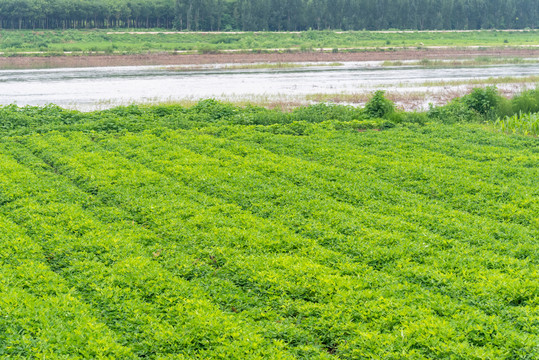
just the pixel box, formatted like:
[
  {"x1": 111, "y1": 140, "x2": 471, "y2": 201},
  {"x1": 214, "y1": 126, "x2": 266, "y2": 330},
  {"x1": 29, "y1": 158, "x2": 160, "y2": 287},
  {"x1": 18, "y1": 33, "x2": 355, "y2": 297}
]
[
  {"x1": 2, "y1": 28, "x2": 539, "y2": 55},
  {"x1": 0, "y1": 100, "x2": 538, "y2": 359},
  {"x1": 381, "y1": 57, "x2": 539, "y2": 67}
]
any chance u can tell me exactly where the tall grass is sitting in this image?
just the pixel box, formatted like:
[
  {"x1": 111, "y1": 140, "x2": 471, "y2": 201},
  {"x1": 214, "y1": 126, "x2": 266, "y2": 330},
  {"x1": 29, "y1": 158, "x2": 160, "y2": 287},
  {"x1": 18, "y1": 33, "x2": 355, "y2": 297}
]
[{"x1": 382, "y1": 57, "x2": 537, "y2": 68}]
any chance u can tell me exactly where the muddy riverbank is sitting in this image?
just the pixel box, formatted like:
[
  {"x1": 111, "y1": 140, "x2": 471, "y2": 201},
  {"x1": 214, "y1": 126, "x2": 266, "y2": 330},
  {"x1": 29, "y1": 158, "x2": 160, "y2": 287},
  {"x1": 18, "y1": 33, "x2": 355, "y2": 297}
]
[{"x1": 2, "y1": 47, "x2": 539, "y2": 69}]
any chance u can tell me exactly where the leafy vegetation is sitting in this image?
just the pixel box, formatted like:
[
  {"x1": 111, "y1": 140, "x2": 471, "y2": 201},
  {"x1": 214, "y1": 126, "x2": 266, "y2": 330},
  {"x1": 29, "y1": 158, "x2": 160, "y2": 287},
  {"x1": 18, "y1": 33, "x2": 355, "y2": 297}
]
[
  {"x1": 427, "y1": 86, "x2": 537, "y2": 122},
  {"x1": 0, "y1": 90, "x2": 538, "y2": 358},
  {"x1": 463, "y1": 86, "x2": 501, "y2": 117},
  {"x1": 1, "y1": 29, "x2": 539, "y2": 56},
  {"x1": 364, "y1": 90, "x2": 395, "y2": 119},
  {"x1": 496, "y1": 112, "x2": 539, "y2": 136},
  {"x1": 382, "y1": 57, "x2": 539, "y2": 68}
]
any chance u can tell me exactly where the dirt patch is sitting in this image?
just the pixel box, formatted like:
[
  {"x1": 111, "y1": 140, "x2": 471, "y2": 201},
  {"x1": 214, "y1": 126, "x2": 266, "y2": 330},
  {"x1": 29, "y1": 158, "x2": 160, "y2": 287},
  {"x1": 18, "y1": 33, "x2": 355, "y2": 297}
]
[{"x1": 2, "y1": 48, "x2": 539, "y2": 69}]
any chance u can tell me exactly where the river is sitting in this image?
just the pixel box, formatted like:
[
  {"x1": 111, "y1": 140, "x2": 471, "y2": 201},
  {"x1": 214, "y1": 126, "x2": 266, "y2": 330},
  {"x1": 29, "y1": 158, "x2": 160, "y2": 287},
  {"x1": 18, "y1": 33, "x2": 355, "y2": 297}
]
[{"x1": 1, "y1": 62, "x2": 538, "y2": 111}]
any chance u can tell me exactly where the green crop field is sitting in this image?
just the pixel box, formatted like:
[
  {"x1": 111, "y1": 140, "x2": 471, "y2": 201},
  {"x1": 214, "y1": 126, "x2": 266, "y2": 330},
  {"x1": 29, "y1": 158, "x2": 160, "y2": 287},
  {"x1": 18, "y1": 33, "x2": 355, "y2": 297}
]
[
  {"x1": 0, "y1": 98, "x2": 538, "y2": 359},
  {"x1": 1, "y1": 29, "x2": 539, "y2": 56}
]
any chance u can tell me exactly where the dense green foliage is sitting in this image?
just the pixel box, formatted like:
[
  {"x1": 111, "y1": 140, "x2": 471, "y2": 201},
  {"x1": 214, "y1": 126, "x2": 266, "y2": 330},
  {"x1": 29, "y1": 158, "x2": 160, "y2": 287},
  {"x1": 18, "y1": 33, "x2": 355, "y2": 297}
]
[
  {"x1": 0, "y1": 93, "x2": 538, "y2": 358},
  {"x1": 364, "y1": 90, "x2": 395, "y2": 119},
  {"x1": 427, "y1": 86, "x2": 539, "y2": 124},
  {"x1": 0, "y1": 0, "x2": 538, "y2": 30}
]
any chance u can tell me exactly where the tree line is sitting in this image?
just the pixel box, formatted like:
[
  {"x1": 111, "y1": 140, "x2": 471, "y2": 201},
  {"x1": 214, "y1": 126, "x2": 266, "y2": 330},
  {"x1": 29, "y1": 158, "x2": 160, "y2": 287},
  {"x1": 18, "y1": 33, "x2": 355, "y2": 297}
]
[{"x1": 0, "y1": 0, "x2": 537, "y2": 31}]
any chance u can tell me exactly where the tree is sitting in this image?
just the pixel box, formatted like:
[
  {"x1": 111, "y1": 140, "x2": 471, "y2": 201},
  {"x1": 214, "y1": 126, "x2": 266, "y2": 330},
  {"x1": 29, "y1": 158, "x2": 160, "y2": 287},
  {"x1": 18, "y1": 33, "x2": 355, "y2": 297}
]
[{"x1": 0, "y1": 0, "x2": 537, "y2": 31}]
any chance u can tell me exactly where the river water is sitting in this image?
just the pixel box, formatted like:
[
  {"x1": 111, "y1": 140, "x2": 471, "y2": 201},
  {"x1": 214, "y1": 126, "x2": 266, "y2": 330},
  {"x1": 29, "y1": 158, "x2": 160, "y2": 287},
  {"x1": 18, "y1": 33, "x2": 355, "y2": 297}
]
[{"x1": 1, "y1": 62, "x2": 538, "y2": 111}]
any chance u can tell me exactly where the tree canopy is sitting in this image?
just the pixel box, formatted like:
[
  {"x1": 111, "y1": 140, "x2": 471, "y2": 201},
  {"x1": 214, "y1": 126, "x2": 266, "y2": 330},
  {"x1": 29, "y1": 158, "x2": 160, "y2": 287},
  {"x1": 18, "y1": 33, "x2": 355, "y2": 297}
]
[{"x1": 0, "y1": 0, "x2": 537, "y2": 30}]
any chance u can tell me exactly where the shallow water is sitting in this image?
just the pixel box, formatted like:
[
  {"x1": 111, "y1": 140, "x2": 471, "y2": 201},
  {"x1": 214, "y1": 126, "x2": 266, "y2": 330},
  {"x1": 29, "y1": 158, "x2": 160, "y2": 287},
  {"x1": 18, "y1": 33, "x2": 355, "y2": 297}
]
[{"x1": 1, "y1": 62, "x2": 538, "y2": 111}]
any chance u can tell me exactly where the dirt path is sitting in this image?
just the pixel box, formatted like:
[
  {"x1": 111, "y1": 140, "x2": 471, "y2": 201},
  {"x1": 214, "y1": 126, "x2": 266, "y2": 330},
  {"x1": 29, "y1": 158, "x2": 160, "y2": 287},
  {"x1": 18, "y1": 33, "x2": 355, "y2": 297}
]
[{"x1": 2, "y1": 47, "x2": 539, "y2": 69}]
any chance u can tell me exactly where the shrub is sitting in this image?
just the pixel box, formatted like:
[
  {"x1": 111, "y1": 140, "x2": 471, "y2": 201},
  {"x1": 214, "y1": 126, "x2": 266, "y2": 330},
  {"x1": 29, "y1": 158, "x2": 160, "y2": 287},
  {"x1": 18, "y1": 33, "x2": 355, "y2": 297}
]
[
  {"x1": 231, "y1": 109, "x2": 290, "y2": 125},
  {"x1": 292, "y1": 103, "x2": 363, "y2": 123},
  {"x1": 364, "y1": 90, "x2": 395, "y2": 119},
  {"x1": 495, "y1": 96, "x2": 513, "y2": 118},
  {"x1": 462, "y1": 86, "x2": 501, "y2": 118},
  {"x1": 428, "y1": 100, "x2": 481, "y2": 124},
  {"x1": 511, "y1": 89, "x2": 539, "y2": 114},
  {"x1": 191, "y1": 99, "x2": 237, "y2": 120},
  {"x1": 198, "y1": 45, "x2": 219, "y2": 54},
  {"x1": 400, "y1": 111, "x2": 428, "y2": 125}
]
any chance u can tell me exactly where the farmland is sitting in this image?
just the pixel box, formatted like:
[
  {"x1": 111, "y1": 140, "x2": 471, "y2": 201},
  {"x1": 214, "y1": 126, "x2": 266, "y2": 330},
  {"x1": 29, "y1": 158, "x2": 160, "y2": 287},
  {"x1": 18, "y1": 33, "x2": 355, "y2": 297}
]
[
  {"x1": 2, "y1": 29, "x2": 539, "y2": 57},
  {"x1": 0, "y1": 96, "x2": 538, "y2": 358}
]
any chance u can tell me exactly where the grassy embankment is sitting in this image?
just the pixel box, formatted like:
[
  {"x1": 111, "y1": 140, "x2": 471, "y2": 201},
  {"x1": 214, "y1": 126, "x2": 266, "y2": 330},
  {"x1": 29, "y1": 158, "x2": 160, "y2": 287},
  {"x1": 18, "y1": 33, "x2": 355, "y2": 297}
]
[
  {"x1": 382, "y1": 56, "x2": 539, "y2": 67},
  {"x1": 0, "y1": 88, "x2": 538, "y2": 358},
  {"x1": 1, "y1": 29, "x2": 539, "y2": 56}
]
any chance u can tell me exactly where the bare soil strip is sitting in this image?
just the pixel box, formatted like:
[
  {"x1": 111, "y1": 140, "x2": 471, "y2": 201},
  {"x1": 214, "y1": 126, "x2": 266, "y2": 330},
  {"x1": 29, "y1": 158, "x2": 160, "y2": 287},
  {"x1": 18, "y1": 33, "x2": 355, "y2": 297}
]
[{"x1": 3, "y1": 47, "x2": 539, "y2": 69}]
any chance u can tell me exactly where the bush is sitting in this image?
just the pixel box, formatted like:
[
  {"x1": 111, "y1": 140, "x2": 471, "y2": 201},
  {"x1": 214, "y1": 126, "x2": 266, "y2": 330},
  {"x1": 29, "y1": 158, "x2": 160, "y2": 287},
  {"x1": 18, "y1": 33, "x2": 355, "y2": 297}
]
[
  {"x1": 428, "y1": 100, "x2": 481, "y2": 124},
  {"x1": 231, "y1": 109, "x2": 290, "y2": 125},
  {"x1": 385, "y1": 111, "x2": 428, "y2": 126},
  {"x1": 462, "y1": 86, "x2": 502, "y2": 118},
  {"x1": 198, "y1": 45, "x2": 220, "y2": 54},
  {"x1": 291, "y1": 103, "x2": 363, "y2": 123},
  {"x1": 191, "y1": 99, "x2": 237, "y2": 121},
  {"x1": 430, "y1": 87, "x2": 539, "y2": 124},
  {"x1": 495, "y1": 96, "x2": 513, "y2": 118},
  {"x1": 400, "y1": 111, "x2": 428, "y2": 125},
  {"x1": 511, "y1": 89, "x2": 539, "y2": 114},
  {"x1": 364, "y1": 90, "x2": 395, "y2": 119}
]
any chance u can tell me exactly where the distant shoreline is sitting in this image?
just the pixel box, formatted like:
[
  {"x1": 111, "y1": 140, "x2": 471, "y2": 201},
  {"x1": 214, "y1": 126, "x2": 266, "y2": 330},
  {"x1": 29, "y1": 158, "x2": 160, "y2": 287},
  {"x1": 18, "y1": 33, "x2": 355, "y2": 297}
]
[{"x1": 2, "y1": 47, "x2": 539, "y2": 70}]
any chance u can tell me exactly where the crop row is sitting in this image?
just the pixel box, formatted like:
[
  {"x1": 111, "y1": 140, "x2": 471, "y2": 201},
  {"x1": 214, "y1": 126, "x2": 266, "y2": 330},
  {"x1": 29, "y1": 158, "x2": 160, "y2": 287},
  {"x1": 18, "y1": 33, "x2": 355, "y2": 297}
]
[
  {"x1": 92, "y1": 129, "x2": 538, "y2": 323},
  {"x1": 0, "y1": 141, "x2": 297, "y2": 359},
  {"x1": 12, "y1": 132, "x2": 440, "y2": 359},
  {"x1": 0, "y1": 151, "x2": 133, "y2": 358},
  {"x1": 202, "y1": 123, "x2": 539, "y2": 228}
]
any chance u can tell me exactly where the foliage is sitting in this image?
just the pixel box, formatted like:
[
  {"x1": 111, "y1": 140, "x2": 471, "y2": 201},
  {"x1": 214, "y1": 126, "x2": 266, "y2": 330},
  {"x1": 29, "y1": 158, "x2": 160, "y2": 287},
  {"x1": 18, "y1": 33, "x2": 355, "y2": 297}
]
[
  {"x1": 511, "y1": 88, "x2": 539, "y2": 114},
  {"x1": 397, "y1": 111, "x2": 428, "y2": 126},
  {"x1": 0, "y1": 101, "x2": 537, "y2": 358},
  {"x1": 364, "y1": 90, "x2": 395, "y2": 119},
  {"x1": 462, "y1": 86, "x2": 502, "y2": 118},
  {"x1": 291, "y1": 103, "x2": 363, "y2": 123},
  {"x1": 1, "y1": 29, "x2": 539, "y2": 56},
  {"x1": 0, "y1": 104, "x2": 82, "y2": 131},
  {"x1": 427, "y1": 86, "x2": 539, "y2": 125},
  {"x1": 191, "y1": 99, "x2": 238, "y2": 120},
  {"x1": 496, "y1": 112, "x2": 539, "y2": 136},
  {"x1": 0, "y1": 0, "x2": 538, "y2": 30}
]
